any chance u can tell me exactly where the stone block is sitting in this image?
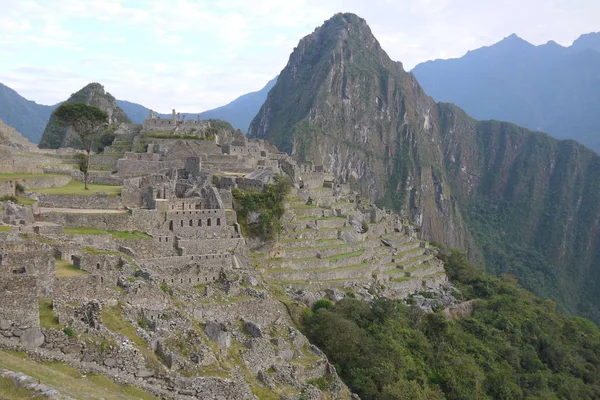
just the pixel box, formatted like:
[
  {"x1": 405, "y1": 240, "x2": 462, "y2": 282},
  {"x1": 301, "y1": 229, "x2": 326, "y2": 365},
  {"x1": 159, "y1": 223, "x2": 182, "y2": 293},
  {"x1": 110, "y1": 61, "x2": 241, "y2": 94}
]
[
  {"x1": 0, "y1": 319, "x2": 12, "y2": 330},
  {"x1": 104, "y1": 358, "x2": 117, "y2": 367},
  {"x1": 204, "y1": 321, "x2": 231, "y2": 352},
  {"x1": 62, "y1": 344, "x2": 83, "y2": 355},
  {"x1": 20, "y1": 328, "x2": 44, "y2": 347}
]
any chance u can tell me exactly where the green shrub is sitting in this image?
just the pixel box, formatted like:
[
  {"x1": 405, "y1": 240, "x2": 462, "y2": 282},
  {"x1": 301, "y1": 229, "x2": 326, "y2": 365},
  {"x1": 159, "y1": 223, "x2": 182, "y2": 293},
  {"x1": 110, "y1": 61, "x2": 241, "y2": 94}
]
[
  {"x1": 63, "y1": 327, "x2": 73, "y2": 337},
  {"x1": 313, "y1": 299, "x2": 334, "y2": 311},
  {"x1": 0, "y1": 195, "x2": 17, "y2": 203}
]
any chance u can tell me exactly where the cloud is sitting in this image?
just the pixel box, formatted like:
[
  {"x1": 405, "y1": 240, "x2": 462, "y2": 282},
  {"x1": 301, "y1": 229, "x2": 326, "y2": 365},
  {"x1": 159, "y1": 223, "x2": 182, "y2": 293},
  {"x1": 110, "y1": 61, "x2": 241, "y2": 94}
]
[{"x1": 1, "y1": 0, "x2": 599, "y2": 112}]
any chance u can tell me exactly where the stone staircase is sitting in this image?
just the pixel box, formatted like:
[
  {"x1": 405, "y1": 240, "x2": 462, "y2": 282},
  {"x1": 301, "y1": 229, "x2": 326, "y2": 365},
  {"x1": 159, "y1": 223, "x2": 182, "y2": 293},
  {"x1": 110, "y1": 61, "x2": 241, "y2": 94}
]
[{"x1": 260, "y1": 185, "x2": 447, "y2": 297}]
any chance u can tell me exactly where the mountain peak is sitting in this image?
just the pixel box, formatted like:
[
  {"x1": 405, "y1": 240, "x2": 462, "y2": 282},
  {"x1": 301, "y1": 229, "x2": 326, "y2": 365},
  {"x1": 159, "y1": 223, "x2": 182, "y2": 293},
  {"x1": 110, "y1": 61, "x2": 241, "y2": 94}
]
[
  {"x1": 39, "y1": 82, "x2": 130, "y2": 149},
  {"x1": 571, "y1": 32, "x2": 600, "y2": 53},
  {"x1": 496, "y1": 33, "x2": 533, "y2": 47}
]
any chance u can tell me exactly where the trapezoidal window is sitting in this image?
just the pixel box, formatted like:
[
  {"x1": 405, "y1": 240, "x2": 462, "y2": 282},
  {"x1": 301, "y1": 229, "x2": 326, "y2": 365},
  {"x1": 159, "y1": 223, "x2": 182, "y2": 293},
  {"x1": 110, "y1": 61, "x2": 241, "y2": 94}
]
[
  {"x1": 216, "y1": 218, "x2": 221, "y2": 226},
  {"x1": 207, "y1": 218, "x2": 211, "y2": 227}
]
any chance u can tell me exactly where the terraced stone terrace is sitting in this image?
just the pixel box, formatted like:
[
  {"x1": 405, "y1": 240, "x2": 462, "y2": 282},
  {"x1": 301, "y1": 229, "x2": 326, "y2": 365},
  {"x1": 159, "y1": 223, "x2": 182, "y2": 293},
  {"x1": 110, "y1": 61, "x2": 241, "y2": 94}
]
[{"x1": 260, "y1": 184, "x2": 448, "y2": 297}]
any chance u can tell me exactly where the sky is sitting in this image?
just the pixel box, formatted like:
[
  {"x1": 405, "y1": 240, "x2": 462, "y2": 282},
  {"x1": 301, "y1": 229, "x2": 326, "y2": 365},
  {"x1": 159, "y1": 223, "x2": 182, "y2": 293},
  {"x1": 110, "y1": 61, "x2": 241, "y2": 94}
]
[{"x1": 1, "y1": 0, "x2": 598, "y2": 113}]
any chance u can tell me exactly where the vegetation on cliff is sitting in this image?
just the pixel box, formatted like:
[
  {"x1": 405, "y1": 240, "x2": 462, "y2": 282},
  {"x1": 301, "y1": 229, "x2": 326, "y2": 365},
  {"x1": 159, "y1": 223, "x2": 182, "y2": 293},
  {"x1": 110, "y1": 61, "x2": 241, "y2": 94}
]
[
  {"x1": 304, "y1": 249, "x2": 600, "y2": 400},
  {"x1": 232, "y1": 175, "x2": 291, "y2": 240}
]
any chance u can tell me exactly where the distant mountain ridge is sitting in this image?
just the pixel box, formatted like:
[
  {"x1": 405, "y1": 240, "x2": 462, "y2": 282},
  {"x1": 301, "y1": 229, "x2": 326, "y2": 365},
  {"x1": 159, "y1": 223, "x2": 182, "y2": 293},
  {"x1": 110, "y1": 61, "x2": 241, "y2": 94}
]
[
  {"x1": 0, "y1": 83, "x2": 57, "y2": 144},
  {"x1": 0, "y1": 76, "x2": 277, "y2": 144},
  {"x1": 411, "y1": 32, "x2": 600, "y2": 153}
]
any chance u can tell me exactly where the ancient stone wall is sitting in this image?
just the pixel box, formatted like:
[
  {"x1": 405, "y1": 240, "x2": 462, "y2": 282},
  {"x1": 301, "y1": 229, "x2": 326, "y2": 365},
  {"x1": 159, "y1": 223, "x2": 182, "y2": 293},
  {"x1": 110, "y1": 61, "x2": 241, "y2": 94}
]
[
  {"x1": 0, "y1": 242, "x2": 55, "y2": 296},
  {"x1": 45, "y1": 211, "x2": 134, "y2": 231},
  {"x1": 90, "y1": 154, "x2": 121, "y2": 166},
  {"x1": 0, "y1": 275, "x2": 39, "y2": 330},
  {"x1": 117, "y1": 237, "x2": 174, "y2": 259},
  {"x1": 142, "y1": 253, "x2": 231, "y2": 269},
  {"x1": 0, "y1": 181, "x2": 15, "y2": 197},
  {"x1": 156, "y1": 262, "x2": 226, "y2": 288},
  {"x1": 53, "y1": 275, "x2": 110, "y2": 301},
  {"x1": 117, "y1": 159, "x2": 179, "y2": 178},
  {"x1": 177, "y1": 237, "x2": 246, "y2": 256},
  {"x1": 37, "y1": 194, "x2": 123, "y2": 210}
]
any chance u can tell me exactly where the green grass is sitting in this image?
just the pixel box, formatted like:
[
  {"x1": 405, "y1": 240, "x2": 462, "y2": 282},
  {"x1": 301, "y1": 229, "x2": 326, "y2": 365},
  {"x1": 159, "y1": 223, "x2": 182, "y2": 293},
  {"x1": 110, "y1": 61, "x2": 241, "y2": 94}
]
[
  {"x1": 0, "y1": 173, "x2": 61, "y2": 181},
  {"x1": 55, "y1": 259, "x2": 88, "y2": 278},
  {"x1": 0, "y1": 350, "x2": 159, "y2": 400},
  {"x1": 64, "y1": 227, "x2": 150, "y2": 239},
  {"x1": 39, "y1": 298, "x2": 62, "y2": 329},
  {"x1": 315, "y1": 238, "x2": 344, "y2": 244},
  {"x1": 83, "y1": 247, "x2": 121, "y2": 255},
  {"x1": 390, "y1": 276, "x2": 412, "y2": 283},
  {"x1": 326, "y1": 250, "x2": 364, "y2": 261},
  {"x1": 0, "y1": 376, "x2": 45, "y2": 399},
  {"x1": 0, "y1": 226, "x2": 12, "y2": 232},
  {"x1": 101, "y1": 305, "x2": 163, "y2": 374},
  {"x1": 31, "y1": 180, "x2": 122, "y2": 196}
]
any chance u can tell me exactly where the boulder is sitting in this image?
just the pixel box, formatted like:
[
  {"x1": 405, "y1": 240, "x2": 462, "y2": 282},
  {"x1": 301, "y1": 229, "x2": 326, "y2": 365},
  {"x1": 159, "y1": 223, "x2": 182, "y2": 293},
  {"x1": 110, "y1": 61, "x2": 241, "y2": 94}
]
[{"x1": 20, "y1": 328, "x2": 44, "y2": 347}]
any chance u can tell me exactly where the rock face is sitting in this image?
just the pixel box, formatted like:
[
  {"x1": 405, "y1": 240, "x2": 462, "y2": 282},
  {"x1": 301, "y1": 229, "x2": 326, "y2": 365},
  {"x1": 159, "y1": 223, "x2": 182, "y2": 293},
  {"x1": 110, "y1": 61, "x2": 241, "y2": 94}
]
[
  {"x1": 249, "y1": 13, "x2": 600, "y2": 324},
  {"x1": 39, "y1": 83, "x2": 130, "y2": 149}
]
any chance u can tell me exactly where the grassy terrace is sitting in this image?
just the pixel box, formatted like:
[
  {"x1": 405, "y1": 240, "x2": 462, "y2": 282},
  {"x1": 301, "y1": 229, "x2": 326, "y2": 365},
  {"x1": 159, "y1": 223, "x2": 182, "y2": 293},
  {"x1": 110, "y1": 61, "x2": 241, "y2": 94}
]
[
  {"x1": 0, "y1": 226, "x2": 12, "y2": 232},
  {"x1": 270, "y1": 250, "x2": 365, "y2": 265},
  {"x1": 268, "y1": 262, "x2": 372, "y2": 274},
  {"x1": 39, "y1": 299, "x2": 62, "y2": 329},
  {"x1": 83, "y1": 247, "x2": 121, "y2": 255},
  {"x1": 0, "y1": 374, "x2": 45, "y2": 399},
  {"x1": 55, "y1": 259, "x2": 88, "y2": 278},
  {"x1": 0, "y1": 173, "x2": 62, "y2": 181},
  {"x1": 64, "y1": 227, "x2": 150, "y2": 239},
  {"x1": 31, "y1": 180, "x2": 122, "y2": 196},
  {"x1": 0, "y1": 350, "x2": 159, "y2": 400},
  {"x1": 298, "y1": 215, "x2": 347, "y2": 221}
]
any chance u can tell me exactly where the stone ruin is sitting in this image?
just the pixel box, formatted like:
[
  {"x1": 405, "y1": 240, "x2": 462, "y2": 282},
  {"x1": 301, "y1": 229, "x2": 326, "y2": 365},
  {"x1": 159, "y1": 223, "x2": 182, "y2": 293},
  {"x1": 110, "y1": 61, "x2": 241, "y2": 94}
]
[{"x1": 0, "y1": 113, "x2": 452, "y2": 399}]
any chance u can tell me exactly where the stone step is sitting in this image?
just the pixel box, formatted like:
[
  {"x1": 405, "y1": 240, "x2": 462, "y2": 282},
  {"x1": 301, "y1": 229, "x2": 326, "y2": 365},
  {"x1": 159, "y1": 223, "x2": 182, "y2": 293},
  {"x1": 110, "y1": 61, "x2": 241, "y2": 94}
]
[
  {"x1": 393, "y1": 244, "x2": 427, "y2": 263},
  {"x1": 268, "y1": 249, "x2": 366, "y2": 271},
  {"x1": 381, "y1": 233, "x2": 414, "y2": 247},
  {"x1": 306, "y1": 217, "x2": 349, "y2": 229},
  {"x1": 280, "y1": 226, "x2": 353, "y2": 241},
  {"x1": 286, "y1": 205, "x2": 336, "y2": 218},
  {"x1": 281, "y1": 242, "x2": 362, "y2": 259}
]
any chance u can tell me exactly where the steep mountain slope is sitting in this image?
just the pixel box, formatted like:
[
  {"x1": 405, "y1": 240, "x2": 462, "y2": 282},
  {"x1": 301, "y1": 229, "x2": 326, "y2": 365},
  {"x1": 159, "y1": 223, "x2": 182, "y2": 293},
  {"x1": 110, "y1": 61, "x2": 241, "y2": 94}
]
[
  {"x1": 412, "y1": 33, "x2": 600, "y2": 153},
  {"x1": 0, "y1": 82, "x2": 56, "y2": 144},
  {"x1": 39, "y1": 83, "x2": 130, "y2": 149},
  {"x1": 116, "y1": 76, "x2": 277, "y2": 132},
  {"x1": 249, "y1": 13, "x2": 600, "y2": 323}
]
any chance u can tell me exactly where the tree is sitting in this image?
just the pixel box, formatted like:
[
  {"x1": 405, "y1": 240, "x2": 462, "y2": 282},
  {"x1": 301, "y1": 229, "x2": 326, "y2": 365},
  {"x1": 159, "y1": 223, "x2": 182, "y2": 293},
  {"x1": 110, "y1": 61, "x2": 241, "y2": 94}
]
[{"x1": 54, "y1": 103, "x2": 108, "y2": 189}]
